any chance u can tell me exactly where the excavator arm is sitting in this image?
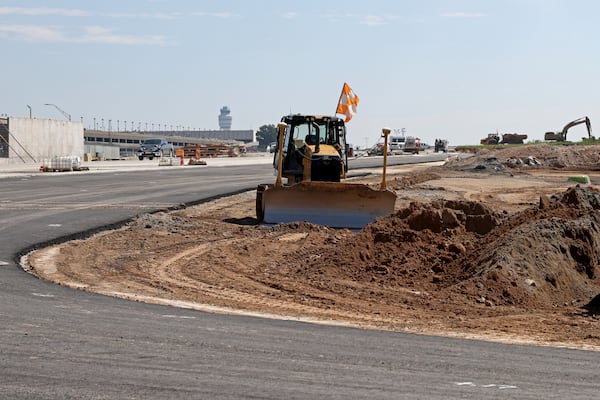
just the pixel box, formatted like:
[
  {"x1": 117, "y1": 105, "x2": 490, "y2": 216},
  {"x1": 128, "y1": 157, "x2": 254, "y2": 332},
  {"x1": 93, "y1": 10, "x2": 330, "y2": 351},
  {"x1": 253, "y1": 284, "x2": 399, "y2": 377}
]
[
  {"x1": 545, "y1": 116, "x2": 592, "y2": 141},
  {"x1": 561, "y1": 117, "x2": 592, "y2": 139}
]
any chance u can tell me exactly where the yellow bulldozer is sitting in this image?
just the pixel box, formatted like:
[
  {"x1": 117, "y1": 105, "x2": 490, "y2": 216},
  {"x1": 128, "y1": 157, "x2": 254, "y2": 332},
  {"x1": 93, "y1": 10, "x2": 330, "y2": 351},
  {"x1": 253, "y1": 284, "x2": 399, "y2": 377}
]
[{"x1": 256, "y1": 114, "x2": 397, "y2": 228}]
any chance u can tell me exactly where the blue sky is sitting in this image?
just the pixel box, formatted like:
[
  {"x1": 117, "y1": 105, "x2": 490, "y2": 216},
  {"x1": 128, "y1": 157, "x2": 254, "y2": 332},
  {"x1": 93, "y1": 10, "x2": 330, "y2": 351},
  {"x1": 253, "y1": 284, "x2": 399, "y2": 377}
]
[{"x1": 0, "y1": 0, "x2": 598, "y2": 146}]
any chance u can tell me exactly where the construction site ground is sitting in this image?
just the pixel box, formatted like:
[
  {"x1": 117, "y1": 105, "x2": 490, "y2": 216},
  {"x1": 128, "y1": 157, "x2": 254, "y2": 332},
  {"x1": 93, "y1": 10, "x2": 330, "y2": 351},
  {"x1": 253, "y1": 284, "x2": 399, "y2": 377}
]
[{"x1": 26, "y1": 144, "x2": 600, "y2": 350}]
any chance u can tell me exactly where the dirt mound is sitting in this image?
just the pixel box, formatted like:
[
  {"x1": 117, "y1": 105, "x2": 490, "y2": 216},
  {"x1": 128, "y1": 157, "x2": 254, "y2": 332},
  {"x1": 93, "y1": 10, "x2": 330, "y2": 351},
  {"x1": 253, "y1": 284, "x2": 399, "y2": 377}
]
[
  {"x1": 449, "y1": 144, "x2": 600, "y2": 171},
  {"x1": 308, "y1": 186, "x2": 600, "y2": 311},
  {"x1": 460, "y1": 186, "x2": 600, "y2": 308},
  {"x1": 387, "y1": 172, "x2": 442, "y2": 190}
]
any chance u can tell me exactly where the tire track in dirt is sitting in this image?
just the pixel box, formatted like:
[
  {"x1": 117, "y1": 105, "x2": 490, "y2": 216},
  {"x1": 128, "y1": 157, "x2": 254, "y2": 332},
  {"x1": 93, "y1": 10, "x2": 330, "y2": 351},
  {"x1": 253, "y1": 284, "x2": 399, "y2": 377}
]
[{"x1": 131, "y1": 235, "x2": 356, "y2": 320}]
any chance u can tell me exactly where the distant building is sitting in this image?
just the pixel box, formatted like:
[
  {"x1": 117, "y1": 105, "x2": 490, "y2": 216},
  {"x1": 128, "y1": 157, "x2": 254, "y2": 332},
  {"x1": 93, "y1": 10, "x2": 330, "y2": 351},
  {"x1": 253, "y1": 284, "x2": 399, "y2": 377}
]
[
  {"x1": 84, "y1": 128, "x2": 255, "y2": 157},
  {"x1": 218, "y1": 106, "x2": 232, "y2": 130},
  {"x1": 0, "y1": 117, "x2": 84, "y2": 165}
]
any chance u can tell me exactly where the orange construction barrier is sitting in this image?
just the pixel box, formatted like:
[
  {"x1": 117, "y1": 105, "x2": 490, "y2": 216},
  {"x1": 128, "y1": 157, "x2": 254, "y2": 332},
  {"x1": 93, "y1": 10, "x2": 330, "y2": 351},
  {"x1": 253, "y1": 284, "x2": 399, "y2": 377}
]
[{"x1": 176, "y1": 148, "x2": 185, "y2": 165}]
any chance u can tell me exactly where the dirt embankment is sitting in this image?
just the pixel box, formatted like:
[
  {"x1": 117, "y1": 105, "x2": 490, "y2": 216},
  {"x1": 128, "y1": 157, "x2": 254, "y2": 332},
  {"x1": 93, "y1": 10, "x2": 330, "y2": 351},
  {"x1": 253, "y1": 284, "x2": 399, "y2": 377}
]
[{"x1": 26, "y1": 144, "x2": 600, "y2": 349}]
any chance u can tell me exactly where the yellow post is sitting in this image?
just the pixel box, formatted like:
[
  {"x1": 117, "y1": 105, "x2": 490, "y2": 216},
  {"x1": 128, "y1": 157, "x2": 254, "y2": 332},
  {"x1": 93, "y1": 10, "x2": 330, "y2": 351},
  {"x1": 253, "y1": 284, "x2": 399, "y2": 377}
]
[
  {"x1": 275, "y1": 122, "x2": 287, "y2": 188},
  {"x1": 381, "y1": 127, "x2": 391, "y2": 190}
]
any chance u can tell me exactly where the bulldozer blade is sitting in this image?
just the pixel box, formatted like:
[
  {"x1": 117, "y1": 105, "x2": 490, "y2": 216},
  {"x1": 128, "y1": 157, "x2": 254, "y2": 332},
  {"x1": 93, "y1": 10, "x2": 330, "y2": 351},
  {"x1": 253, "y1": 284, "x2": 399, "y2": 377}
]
[{"x1": 262, "y1": 181, "x2": 397, "y2": 229}]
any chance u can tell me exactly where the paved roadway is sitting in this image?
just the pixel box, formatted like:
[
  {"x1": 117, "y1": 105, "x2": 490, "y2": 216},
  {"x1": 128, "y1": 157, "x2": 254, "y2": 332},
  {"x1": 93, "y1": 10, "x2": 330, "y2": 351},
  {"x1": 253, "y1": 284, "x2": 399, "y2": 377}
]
[{"x1": 0, "y1": 155, "x2": 598, "y2": 399}]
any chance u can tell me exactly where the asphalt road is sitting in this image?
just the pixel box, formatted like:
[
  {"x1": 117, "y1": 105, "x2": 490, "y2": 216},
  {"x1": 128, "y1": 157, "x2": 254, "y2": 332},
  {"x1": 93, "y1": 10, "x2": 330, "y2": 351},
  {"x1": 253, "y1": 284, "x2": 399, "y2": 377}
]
[{"x1": 1, "y1": 156, "x2": 598, "y2": 399}]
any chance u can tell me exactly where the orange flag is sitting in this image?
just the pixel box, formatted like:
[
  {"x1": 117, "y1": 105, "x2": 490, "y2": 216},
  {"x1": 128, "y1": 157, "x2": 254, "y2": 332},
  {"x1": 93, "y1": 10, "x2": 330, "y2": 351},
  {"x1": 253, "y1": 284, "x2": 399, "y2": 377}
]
[{"x1": 336, "y1": 82, "x2": 359, "y2": 122}]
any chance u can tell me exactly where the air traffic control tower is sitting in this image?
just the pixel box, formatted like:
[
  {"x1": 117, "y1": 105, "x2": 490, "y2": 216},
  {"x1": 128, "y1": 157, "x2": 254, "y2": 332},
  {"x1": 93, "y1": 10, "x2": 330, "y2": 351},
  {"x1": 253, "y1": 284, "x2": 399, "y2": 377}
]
[{"x1": 218, "y1": 106, "x2": 232, "y2": 130}]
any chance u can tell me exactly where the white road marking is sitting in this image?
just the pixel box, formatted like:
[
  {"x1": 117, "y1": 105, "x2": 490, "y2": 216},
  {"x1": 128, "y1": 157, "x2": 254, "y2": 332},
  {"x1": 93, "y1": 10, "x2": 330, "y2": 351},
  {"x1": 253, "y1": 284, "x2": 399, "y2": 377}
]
[
  {"x1": 454, "y1": 382, "x2": 517, "y2": 390},
  {"x1": 48, "y1": 224, "x2": 62, "y2": 227},
  {"x1": 32, "y1": 293, "x2": 55, "y2": 298},
  {"x1": 0, "y1": 260, "x2": 9, "y2": 266},
  {"x1": 162, "y1": 314, "x2": 196, "y2": 319}
]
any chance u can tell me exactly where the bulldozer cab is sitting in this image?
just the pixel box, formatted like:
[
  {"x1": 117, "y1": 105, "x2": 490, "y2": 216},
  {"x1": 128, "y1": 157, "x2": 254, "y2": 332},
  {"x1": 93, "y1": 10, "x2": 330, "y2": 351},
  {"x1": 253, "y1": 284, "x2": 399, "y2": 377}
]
[{"x1": 275, "y1": 115, "x2": 349, "y2": 183}]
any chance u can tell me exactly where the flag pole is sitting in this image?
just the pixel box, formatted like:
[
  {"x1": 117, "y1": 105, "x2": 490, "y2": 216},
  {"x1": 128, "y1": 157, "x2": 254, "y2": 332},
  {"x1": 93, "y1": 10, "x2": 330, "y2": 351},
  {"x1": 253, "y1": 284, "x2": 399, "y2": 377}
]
[{"x1": 335, "y1": 82, "x2": 346, "y2": 116}]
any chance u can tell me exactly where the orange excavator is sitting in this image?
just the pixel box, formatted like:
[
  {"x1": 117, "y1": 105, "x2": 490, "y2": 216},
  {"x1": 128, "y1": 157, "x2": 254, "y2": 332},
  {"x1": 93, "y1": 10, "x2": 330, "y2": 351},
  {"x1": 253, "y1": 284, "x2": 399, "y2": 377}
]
[
  {"x1": 256, "y1": 114, "x2": 396, "y2": 228},
  {"x1": 544, "y1": 117, "x2": 592, "y2": 141}
]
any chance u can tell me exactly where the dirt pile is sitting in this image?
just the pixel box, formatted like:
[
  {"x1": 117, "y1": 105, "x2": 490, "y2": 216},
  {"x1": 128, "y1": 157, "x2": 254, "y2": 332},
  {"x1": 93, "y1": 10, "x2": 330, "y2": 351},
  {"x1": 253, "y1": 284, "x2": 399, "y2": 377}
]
[
  {"x1": 306, "y1": 186, "x2": 600, "y2": 312},
  {"x1": 449, "y1": 143, "x2": 600, "y2": 171}
]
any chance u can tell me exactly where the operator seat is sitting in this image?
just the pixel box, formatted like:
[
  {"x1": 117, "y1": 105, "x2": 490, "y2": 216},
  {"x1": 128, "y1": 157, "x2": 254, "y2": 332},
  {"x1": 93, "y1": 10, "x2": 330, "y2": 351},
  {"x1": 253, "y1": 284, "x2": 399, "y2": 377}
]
[{"x1": 305, "y1": 134, "x2": 318, "y2": 145}]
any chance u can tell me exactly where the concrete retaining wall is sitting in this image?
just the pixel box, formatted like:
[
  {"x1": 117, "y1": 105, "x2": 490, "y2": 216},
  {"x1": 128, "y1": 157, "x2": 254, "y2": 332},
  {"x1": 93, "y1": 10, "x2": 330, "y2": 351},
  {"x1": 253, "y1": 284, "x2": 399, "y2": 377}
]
[
  {"x1": 0, "y1": 117, "x2": 84, "y2": 165},
  {"x1": 84, "y1": 143, "x2": 121, "y2": 160}
]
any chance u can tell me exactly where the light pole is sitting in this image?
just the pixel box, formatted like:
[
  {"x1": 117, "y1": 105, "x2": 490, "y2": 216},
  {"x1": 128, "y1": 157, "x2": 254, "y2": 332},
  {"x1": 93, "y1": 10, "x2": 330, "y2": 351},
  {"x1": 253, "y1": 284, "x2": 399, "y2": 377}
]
[
  {"x1": 44, "y1": 103, "x2": 71, "y2": 121},
  {"x1": 26, "y1": 105, "x2": 32, "y2": 118}
]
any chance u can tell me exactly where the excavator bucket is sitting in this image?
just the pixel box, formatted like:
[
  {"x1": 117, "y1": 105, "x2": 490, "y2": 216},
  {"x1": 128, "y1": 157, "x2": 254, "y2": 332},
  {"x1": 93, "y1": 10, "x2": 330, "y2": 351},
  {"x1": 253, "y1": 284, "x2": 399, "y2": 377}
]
[{"x1": 260, "y1": 181, "x2": 397, "y2": 229}]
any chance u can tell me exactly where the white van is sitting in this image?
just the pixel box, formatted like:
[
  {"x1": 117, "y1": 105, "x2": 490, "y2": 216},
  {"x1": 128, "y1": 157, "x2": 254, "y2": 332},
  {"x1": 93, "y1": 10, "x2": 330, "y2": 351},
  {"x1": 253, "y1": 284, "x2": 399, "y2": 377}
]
[{"x1": 389, "y1": 136, "x2": 405, "y2": 152}]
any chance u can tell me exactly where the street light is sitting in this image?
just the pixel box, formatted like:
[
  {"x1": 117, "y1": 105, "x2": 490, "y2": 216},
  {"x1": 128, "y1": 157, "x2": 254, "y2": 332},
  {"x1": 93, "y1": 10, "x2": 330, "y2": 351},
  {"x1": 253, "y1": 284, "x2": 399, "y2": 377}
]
[
  {"x1": 44, "y1": 103, "x2": 71, "y2": 121},
  {"x1": 26, "y1": 105, "x2": 32, "y2": 118}
]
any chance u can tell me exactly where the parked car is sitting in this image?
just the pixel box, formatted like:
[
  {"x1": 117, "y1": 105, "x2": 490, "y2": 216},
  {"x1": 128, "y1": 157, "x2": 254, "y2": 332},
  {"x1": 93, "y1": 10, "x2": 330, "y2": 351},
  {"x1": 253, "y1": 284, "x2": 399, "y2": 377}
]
[
  {"x1": 268, "y1": 141, "x2": 277, "y2": 153},
  {"x1": 137, "y1": 138, "x2": 174, "y2": 160}
]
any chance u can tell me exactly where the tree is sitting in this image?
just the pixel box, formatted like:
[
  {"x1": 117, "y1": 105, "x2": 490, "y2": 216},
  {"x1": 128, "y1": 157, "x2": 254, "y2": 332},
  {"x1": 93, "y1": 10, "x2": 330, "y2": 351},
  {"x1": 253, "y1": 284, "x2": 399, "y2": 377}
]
[{"x1": 255, "y1": 124, "x2": 278, "y2": 149}]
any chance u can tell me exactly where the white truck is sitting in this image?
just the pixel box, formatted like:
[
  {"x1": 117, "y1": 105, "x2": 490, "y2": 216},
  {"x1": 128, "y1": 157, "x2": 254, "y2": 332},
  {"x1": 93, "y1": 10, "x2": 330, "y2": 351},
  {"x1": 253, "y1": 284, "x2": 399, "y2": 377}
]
[
  {"x1": 389, "y1": 136, "x2": 405, "y2": 153},
  {"x1": 403, "y1": 136, "x2": 421, "y2": 154}
]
